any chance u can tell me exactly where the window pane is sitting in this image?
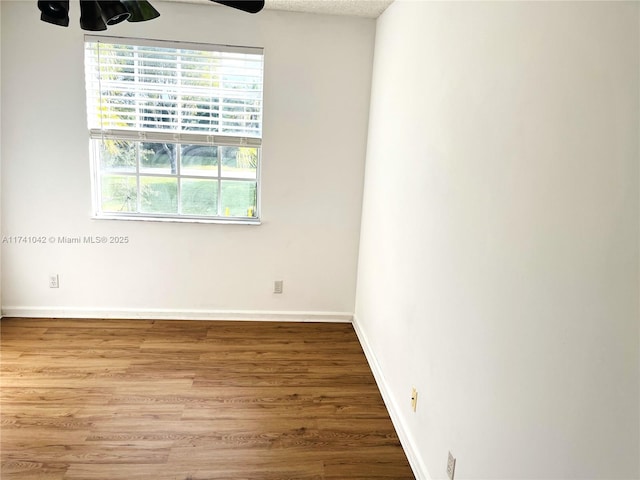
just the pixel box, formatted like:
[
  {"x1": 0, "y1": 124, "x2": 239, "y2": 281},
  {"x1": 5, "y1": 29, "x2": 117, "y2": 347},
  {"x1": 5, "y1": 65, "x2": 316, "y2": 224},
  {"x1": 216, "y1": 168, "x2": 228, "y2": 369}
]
[
  {"x1": 101, "y1": 175, "x2": 137, "y2": 212},
  {"x1": 140, "y1": 142, "x2": 176, "y2": 174},
  {"x1": 140, "y1": 177, "x2": 178, "y2": 214},
  {"x1": 98, "y1": 139, "x2": 136, "y2": 173},
  {"x1": 181, "y1": 145, "x2": 218, "y2": 177},
  {"x1": 181, "y1": 179, "x2": 218, "y2": 216},
  {"x1": 220, "y1": 146, "x2": 257, "y2": 180},
  {"x1": 221, "y1": 180, "x2": 256, "y2": 217}
]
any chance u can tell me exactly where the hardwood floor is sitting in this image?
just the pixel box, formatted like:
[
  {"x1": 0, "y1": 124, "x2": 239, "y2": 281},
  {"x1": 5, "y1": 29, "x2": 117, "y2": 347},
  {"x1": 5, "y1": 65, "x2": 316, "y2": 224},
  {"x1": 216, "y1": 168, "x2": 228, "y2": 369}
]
[{"x1": 1, "y1": 318, "x2": 414, "y2": 480}]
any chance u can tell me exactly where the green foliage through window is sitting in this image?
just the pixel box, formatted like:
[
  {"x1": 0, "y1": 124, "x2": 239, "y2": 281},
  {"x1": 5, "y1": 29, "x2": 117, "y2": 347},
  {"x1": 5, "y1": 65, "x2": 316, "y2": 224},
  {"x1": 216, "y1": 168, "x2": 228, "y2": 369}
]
[{"x1": 96, "y1": 140, "x2": 258, "y2": 219}]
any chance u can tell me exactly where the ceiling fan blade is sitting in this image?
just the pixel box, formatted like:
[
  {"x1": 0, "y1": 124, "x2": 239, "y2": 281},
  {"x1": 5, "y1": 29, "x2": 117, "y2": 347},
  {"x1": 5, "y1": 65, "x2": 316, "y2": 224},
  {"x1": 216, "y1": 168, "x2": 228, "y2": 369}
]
[{"x1": 211, "y1": 1, "x2": 265, "y2": 14}]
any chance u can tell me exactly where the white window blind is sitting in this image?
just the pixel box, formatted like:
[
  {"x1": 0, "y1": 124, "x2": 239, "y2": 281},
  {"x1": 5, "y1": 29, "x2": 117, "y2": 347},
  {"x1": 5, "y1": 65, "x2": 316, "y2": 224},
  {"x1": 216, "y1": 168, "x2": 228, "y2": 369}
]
[{"x1": 84, "y1": 36, "x2": 264, "y2": 145}]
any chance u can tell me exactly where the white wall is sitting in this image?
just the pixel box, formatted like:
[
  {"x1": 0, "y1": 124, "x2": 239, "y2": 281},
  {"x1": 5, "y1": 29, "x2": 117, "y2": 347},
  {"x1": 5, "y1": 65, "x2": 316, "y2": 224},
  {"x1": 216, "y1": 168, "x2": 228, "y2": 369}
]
[
  {"x1": 0, "y1": 1, "x2": 374, "y2": 318},
  {"x1": 356, "y1": 1, "x2": 639, "y2": 479}
]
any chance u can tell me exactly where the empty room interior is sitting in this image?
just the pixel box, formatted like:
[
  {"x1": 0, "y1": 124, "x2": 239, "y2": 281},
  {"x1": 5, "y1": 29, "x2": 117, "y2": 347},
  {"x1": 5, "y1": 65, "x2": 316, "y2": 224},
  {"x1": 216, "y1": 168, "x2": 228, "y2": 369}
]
[{"x1": 1, "y1": 0, "x2": 640, "y2": 479}]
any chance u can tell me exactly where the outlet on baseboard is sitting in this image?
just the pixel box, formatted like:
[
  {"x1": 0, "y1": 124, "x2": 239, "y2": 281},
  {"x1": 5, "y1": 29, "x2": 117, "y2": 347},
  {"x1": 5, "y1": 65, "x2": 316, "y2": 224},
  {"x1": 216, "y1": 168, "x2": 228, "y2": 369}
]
[
  {"x1": 447, "y1": 451, "x2": 456, "y2": 480},
  {"x1": 49, "y1": 274, "x2": 59, "y2": 289}
]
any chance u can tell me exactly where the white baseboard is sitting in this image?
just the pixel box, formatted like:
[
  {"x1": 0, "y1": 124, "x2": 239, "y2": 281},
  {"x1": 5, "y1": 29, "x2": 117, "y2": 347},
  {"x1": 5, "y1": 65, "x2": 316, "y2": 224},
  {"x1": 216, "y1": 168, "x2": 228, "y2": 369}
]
[
  {"x1": 1, "y1": 306, "x2": 353, "y2": 323},
  {"x1": 352, "y1": 315, "x2": 431, "y2": 480}
]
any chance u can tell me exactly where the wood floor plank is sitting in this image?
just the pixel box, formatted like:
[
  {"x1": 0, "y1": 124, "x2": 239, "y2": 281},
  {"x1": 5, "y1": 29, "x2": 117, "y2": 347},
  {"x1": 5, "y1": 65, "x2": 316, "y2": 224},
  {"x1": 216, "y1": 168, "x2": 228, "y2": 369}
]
[
  {"x1": 1, "y1": 461, "x2": 68, "y2": 480},
  {"x1": 1, "y1": 318, "x2": 414, "y2": 479},
  {"x1": 64, "y1": 461, "x2": 326, "y2": 480}
]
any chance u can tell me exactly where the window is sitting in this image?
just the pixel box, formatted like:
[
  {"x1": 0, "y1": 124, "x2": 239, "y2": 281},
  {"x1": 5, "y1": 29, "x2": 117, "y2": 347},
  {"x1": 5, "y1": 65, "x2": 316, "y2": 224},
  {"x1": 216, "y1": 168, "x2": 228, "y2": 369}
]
[{"x1": 84, "y1": 36, "x2": 264, "y2": 222}]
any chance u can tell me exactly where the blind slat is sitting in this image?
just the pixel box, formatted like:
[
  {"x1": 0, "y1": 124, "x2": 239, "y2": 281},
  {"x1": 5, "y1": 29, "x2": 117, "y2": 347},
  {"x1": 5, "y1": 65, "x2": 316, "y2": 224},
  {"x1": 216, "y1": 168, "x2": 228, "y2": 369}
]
[{"x1": 85, "y1": 34, "x2": 263, "y2": 56}]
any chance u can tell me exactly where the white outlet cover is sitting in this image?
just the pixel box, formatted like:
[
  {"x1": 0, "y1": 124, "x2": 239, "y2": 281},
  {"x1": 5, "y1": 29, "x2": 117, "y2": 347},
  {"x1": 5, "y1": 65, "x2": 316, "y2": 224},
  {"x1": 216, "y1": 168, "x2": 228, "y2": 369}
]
[{"x1": 447, "y1": 451, "x2": 456, "y2": 480}]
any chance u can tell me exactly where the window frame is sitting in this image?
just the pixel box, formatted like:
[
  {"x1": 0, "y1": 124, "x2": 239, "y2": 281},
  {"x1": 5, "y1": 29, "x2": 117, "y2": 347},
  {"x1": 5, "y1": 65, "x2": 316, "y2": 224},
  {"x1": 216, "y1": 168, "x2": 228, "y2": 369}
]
[{"x1": 84, "y1": 36, "x2": 264, "y2": 224}]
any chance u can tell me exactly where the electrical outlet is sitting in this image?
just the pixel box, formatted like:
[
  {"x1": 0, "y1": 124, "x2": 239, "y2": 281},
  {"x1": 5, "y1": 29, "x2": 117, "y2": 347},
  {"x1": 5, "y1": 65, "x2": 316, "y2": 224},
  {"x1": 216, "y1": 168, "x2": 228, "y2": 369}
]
[
  {"x1": 411, "y1": 388, "x2": 418, "y2": 412},
  {"x1": 273, "y1": 280, "x2": 283, "y2": 294},
  {"x1": 49, "y1": 274, "x2": 59, "y2": 289},
  {"x1": 447, "y1": 451, "x2": 456, "y2": 480}
]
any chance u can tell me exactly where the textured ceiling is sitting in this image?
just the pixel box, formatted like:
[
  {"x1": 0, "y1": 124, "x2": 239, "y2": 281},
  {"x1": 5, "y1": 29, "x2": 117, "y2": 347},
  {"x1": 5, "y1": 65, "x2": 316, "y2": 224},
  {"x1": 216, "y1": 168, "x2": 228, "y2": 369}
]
[
  {"x1": 169, "y1": 0, "x2": 394, "y2": 18},
  {"x1": 265, "y1": 0, "x2": 394, "y2": 18}
]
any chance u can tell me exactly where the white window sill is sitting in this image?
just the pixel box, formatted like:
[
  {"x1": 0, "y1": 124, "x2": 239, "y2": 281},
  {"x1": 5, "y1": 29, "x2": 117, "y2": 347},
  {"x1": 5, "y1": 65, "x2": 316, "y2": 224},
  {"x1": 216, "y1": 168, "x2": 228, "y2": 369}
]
[{"x1": 91, "y1": 214, "x2": 261, "y2": 226}]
